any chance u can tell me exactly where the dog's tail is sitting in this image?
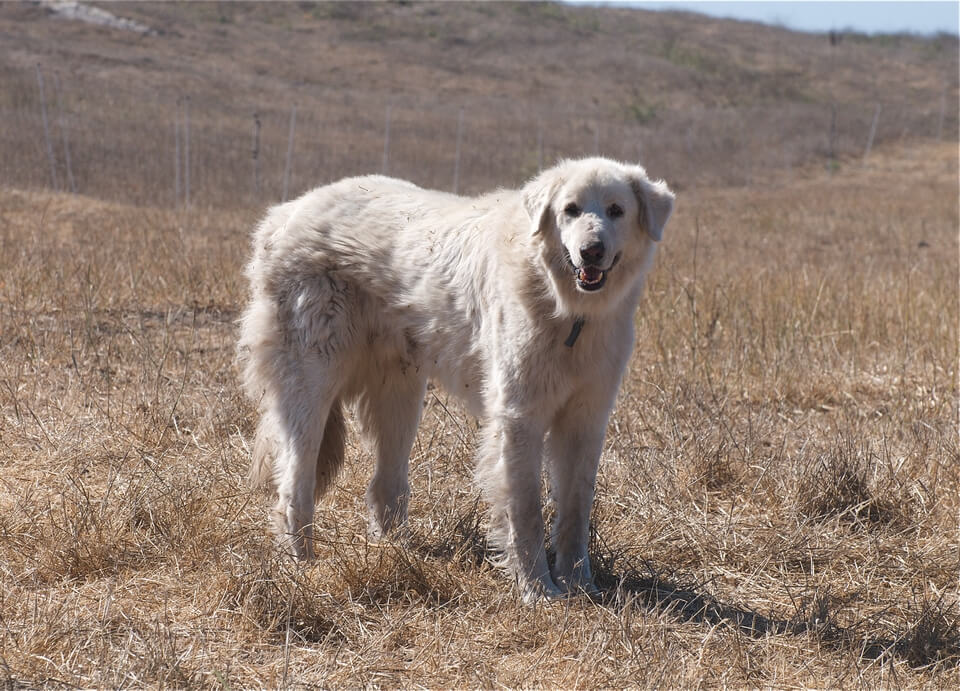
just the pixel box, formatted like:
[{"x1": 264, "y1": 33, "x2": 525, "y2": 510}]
[
  {"x1": 249, "y1": 413, "x2": 278, "y2": 491},
  {"x1": 249, "y1": 399, "x2": 347, "y2": 504},
  {"x1": 313, "y1": 400, "x2": 346, "y2": 502}
]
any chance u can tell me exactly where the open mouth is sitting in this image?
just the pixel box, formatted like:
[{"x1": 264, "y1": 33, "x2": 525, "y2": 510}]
[
  {"x1": 576, "y1": 265, "x2": 607, "y2": 291},
  {"x1": 566, "y1": 251, "x2": 621, "y2": 292}
]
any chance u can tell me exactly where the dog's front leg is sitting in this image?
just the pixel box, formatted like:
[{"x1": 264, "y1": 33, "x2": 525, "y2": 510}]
[
  {"x1": 546, "y1": 390, "x2": 616, "y2": 595},
  {"x1": 479, "y1": 416, "x2": 562, "y2": 602}
]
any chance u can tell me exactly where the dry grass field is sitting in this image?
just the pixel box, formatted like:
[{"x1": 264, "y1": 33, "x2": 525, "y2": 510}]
[
  {"x1": 1, "y1": 2, "x2": 959, "y2": 688},
  {"x1": 1, "y1": 139, "x2": 956, "y2": 687}
]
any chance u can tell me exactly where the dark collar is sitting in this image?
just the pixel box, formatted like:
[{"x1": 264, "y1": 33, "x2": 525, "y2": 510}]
[{"x1": 564, "y1": 317, "x2": 585, "y2": 347}]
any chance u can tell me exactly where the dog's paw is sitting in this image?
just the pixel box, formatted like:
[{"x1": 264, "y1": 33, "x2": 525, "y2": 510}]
[
  {"x1": 365, "y1": 521, "x2": 410, "y2": 544},
  {"x1": 553, "y1": 560, "x2": 599, "y2": 598},
  {"x1": 272, "y1": 503, "x2": 315, "y2": 560},
  {"x1": 559, "y1": 578, "x2": 602, "y2": 599},
  {"x1": 520, "y1": 576, "x2": 566, "y2": 604}
]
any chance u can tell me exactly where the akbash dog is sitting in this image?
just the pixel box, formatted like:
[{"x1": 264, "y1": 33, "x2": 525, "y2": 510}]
[{"x1": 238, "y1": 158, "x2": 674, "y2": 600}]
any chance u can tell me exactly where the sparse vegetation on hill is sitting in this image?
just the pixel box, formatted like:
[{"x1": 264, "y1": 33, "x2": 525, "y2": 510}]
[
  {"x1": 0, "y1": 2, "x2": 957, "y2": 687},
  {"x1": 1, "y1": 1, "x2": 957, "y2": 204}
]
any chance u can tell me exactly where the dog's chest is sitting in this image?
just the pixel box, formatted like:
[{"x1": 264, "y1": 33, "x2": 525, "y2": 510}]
[{"x1": 427, "y1": 318, "x2": 616, "y2": 419}]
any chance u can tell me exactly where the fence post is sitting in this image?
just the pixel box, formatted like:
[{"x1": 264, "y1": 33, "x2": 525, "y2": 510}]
[
  {"x1": 382, "y1": 105, "x2": 391, "y2": 175},
  {"x1": 282, "y1": 105, "x2": 297, "y2": 202},
  {"x1": 53, "y1": 72, "x2": 76, "y2": 193},
  {"x1": 453, "y1": 107, "x2": 464, "y2": 194},
  {"x1": 252, "y1": 112, "x2": 261, "y2": 200},
  {"x1": 863, "y1": 103, "x2": 881, "y2": 164},
  {"x1": 183, "y1": 96, "x2": 191, "y2": 208},
  {"x1": 537, "y1": 122, "x2": 543, "y2": 172},
  {"x1": 937, "y1": 88, "x2": 946, "y2": 141},
  {"x1": 827, "y1": 103, "x2": 837, "y2": 172},
  {"x1": 35, "y1": 64, "x2": 59, "y2": 191},
  {"x1": 174, "y1": 98, "x2": 181, "y2": 208}
]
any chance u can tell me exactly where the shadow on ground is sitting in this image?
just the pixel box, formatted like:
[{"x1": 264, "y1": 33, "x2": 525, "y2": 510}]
[
  {"x1": 587, "y1": 531, "x2": 960, "y2": 672},
  {"x1": 407, "y1": 510, "x2": 959, "y2": 672}
]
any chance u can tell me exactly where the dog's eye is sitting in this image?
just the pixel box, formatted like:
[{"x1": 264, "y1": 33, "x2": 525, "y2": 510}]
[
  {"x1": 606, "y1": 204, "x2": 624, "y2": 219},
  {"x1": 563, "y1": 203, "x2": 581, "y2": 217}
]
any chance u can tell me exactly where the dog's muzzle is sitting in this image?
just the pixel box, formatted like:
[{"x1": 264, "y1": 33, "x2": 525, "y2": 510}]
[{"x1": 567, "y1": 251, "x2": 621, "y2": 292}]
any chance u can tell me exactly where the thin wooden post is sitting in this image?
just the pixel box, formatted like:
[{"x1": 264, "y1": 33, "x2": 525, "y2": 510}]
[
  {"x1": 35, "y1": 64, "x2": 59, "y2": 191},
  {"x1": 937, "y1": 89, "x2": 946, "y2": 141},
  {"x1": 174, "y1": 98, "x2": 181, "y2": 208},
  {"x1": 537, "y1": 122, "x2": 543, "y2": 172},
  {"x1": 382, "y1": 105, "x2": 391, "y2": 175},
  {"x1": 183, "y1": 96, "x2": 191, "y2": 207},
  {"x1": 251, "y1": 112, "x2": 261, "y2": 200},
  {"x1": 453, "y1": 107, "x2": 464, "y2": 194},
  {"x1": 863, "y1": 104, "x2": 881, "y2": 163},
  {"x1": 53, "y1": 72, "x2": 76, "y2": 193},
  {"x1": 282, "y1": 105, "x2": 296, "y2": 202},
  {"x1": 827, "y1": 103, "x2": 837, "y2": 172}
]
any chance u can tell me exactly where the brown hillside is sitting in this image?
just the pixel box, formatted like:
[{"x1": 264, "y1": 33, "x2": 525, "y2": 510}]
[{"x1": 2, "y1": 1, "x2": 957, "y2": 205}]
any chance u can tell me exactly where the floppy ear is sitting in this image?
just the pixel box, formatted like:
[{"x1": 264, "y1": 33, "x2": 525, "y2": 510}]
[
  {"x1": 630, "y1": 173, "x2": 675, "y2": 242},
  {"x1": 521, "y1": 171, "x2": 561, "y2": 236}
]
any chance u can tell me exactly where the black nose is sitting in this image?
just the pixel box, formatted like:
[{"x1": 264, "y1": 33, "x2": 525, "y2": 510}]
[{"x1": 579, "y1": 240, "x2": 605, "y2": 265}]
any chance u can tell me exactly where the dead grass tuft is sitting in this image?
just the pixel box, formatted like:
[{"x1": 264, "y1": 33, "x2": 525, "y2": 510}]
[
  {"x1": 896, "y1": 597, "x2": 960, "y2": 670},
  {"x1": 221, "y1": 552, "x2": 352, "y2": 645},
  {"x1": 796, "y1": 436, "x2": 914, "y2": 529},
  {"x1": 686, "y1": 436, "x2": 742, "y2": 494},
  {"x1": 407, "y1": 495, "x2": 491, "y2": 570}
]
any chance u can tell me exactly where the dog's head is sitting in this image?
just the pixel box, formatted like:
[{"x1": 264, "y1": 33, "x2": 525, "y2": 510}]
[{"x1": 522, "y1": 158, "x2": 674, "y2": 318}]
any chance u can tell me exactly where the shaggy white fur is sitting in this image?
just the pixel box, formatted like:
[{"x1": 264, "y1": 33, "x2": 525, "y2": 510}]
[{"x1": 237, "y1": 158, "x2": 674, "y2": 601}]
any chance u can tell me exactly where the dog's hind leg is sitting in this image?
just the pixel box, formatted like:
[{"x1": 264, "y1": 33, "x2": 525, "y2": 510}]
[
  {"x1": 251, "y1": 395, "x2": 346, "y2": 507},
  {"x1": 355, "y1": 369, "x2": 426, "y2": 539},
  {"x1": 266, "y1": 354, "x2": 343, "y2": 559}
]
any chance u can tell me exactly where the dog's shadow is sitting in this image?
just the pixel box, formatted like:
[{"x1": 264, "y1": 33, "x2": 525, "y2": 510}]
[
  {"x1": 587, "y1": 539, "x2": 958, "y2": 671},
  {"x1": 586, "y1": 533, "x2": 816, "y2": 638},
  {"x1": 412, "y1": 514, "x2": 957, "y2": 670}
]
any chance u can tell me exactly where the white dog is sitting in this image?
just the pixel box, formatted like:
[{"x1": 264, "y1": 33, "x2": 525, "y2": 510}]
[{"x1": 238, "y1": 158, "x2": 674, "y2": 600}]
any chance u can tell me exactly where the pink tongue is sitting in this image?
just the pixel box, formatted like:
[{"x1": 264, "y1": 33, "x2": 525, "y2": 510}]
[{"x1": 580, "y1": 267, "x2": 603, "y2": 283}]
